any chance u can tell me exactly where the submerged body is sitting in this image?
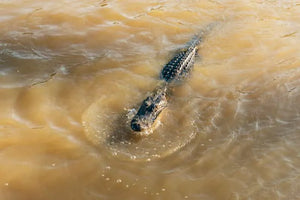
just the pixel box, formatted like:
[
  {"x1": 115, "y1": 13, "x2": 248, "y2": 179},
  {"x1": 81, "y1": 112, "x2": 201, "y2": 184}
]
[{"x1": 130, "y1": 33, "x2": 204, "y2": 132}]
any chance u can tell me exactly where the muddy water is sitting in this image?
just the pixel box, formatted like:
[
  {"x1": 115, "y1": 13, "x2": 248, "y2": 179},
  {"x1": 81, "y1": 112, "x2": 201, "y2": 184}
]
[{"x1": 1, "y1": 0, "x2": 300, "y2": 199}]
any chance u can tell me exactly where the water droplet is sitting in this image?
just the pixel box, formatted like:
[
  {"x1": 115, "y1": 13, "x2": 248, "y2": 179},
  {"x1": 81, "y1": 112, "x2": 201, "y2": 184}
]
[
  {"x1": 161, "y1": 188, "x2": 166, "y2": 192},
  {"x1": 130, "y1": 155, "x2": 137, "y2": 160},
  {"x1": 125, "y1": 184, "x2": 129, "y2": 188},
  {"x1": 105, "y1": 166, "x2": 111, "y2": 170},
  {"x1": 184, "y1": 195, "x2": 189, "y2": 199},
  {"x1": 51, "y1": 163, "x2": 56, "y2": 167},
  {"x1": 116, "y1": 179, "x2": 122, "y2": 183},
  {"x1": 156, "y1": 192, "x2": 160, "y2": 195},
  {"x1": 105, "y1": 177, "x2": 110, "y2": 181},
  {"x1": 208, "y1": 139, "x2": 212, "y2": 142},
  {"x1": 4, "y1": 183, "x2": 8, "y2": 186},
  {"x1": 59, "y1": 65, "x2": 68, "y2": 74}
]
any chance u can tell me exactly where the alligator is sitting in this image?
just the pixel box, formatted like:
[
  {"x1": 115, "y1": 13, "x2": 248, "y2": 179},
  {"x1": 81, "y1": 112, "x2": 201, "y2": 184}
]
[{"x1": 131, "y1": 24, "x2": 216, "y2": 133}]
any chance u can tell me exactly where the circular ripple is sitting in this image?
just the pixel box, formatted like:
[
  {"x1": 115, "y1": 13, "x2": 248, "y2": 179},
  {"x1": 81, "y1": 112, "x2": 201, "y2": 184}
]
[{"x1": 82, "y1": 94, "x2": 197, "y2": 161}]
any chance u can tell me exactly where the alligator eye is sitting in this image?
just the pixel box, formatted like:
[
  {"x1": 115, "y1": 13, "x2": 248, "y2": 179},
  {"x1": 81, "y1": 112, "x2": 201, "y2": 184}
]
[
  {"x1": 145, "y1": 100, "x2": 151, "y2": 106},
  {"x1": 144, "y1": 97, "x2": 152, "y2": 106}
]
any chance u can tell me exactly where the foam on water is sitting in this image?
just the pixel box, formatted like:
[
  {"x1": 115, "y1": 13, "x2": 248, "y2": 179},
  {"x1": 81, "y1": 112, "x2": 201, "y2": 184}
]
[{"x1": 82, "y1": 93, "x2": 198, "y2": 161}]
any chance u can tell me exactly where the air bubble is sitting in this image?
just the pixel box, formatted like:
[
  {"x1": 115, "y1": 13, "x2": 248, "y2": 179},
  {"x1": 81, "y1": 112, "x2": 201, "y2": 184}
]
[
  {"x1": 116, "y1": 179, "x2": 122, "y2": 183},
  {"x1": 130, "y1": 155, "x2": 137, "y2": 160}
]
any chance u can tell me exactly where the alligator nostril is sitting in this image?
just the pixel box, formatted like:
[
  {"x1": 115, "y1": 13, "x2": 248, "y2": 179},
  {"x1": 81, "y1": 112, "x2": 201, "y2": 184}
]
[{"x1": 131, "y1": 121, "x2": 142, "y2": 132}]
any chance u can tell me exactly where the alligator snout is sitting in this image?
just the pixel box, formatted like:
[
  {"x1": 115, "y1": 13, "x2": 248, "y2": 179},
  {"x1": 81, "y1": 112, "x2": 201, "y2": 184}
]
[{"x1": 131, "y1": 118, "x2": 142, "y2": 132}]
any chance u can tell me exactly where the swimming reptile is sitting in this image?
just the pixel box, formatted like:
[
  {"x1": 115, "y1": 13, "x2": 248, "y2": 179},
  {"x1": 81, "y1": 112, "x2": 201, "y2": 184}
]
[{"x1": 130, "y1": 24, "x2": 215, "y2": 133}]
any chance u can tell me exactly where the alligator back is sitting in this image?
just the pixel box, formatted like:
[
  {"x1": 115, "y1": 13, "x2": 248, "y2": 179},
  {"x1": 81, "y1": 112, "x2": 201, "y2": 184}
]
[
  {"x1": 160, "y1": 45, "x2": 198, "y2": 82},
  {"x1": 160, "y1": 23, "x2": 218, "y2": 83}
]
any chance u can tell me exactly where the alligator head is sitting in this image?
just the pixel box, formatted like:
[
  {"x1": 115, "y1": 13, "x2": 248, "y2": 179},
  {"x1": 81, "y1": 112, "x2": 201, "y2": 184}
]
[{"x1": 131, "y1": 86, "x2": 168, "y2": 132}]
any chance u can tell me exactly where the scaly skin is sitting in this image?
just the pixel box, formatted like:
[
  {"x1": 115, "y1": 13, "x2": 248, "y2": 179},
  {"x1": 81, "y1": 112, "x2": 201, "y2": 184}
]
[
  {"x1": 160, "y1": 38, "x2": 200, "y2": 83},
  {"x1": 130, "y1": 24, "x2": 217, "y2": 132}
]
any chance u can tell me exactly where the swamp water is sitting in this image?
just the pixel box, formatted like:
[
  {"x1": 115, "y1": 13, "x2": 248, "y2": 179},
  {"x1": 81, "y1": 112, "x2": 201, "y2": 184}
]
[{"x1": 0, "y1": 0, "x2": 300, "y2": 199}]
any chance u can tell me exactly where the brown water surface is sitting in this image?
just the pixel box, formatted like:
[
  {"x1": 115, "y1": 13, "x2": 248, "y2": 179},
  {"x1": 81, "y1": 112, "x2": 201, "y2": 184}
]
[{"x1": 0, "y1": 0, "x2": 300, "y2": 199}]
